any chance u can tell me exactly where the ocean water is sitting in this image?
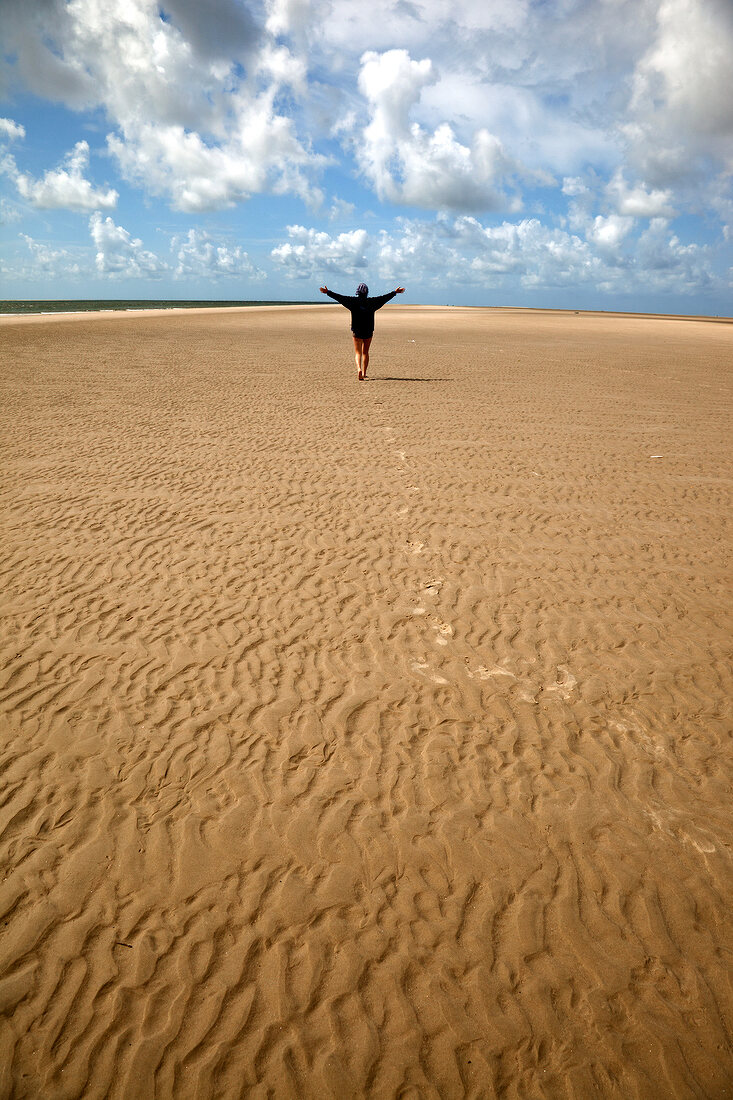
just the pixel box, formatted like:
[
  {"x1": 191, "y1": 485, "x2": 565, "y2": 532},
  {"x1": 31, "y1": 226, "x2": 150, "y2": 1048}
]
[{"x1": 0, "y1": 299, "x2": 319, "y2": 315}]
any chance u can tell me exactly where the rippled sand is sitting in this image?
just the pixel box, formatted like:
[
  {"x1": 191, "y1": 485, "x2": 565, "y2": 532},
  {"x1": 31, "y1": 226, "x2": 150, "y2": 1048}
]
[{"x1": 1, "y1": 305, "x2": 731, "y2": 1098}]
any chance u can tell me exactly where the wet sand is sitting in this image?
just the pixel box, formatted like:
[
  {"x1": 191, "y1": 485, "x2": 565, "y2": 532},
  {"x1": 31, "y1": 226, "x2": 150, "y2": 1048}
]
[{"x1": 1, "y1": 305, "x2": 731, "y2": 1098}]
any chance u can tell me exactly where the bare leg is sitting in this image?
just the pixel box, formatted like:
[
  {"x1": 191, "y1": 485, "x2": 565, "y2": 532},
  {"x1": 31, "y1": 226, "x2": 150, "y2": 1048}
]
[
  {"x1": 361, "y1": 336, "x2": 372, "y2": 378},
  {"x1": 353, "y1": 336, "x2": 365, "y2": 379}
]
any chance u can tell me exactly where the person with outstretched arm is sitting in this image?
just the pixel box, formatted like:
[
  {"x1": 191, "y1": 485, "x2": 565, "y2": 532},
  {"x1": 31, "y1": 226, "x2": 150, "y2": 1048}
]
[{"x1": 320, "y1": 282, "x2": 405, "y2": 380}]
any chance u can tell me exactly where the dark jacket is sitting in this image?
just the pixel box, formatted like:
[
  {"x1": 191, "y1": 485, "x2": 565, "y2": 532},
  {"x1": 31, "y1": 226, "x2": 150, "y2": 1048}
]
[{"x1": 325, "y1": 289, "x2": 398, "y2": 338}]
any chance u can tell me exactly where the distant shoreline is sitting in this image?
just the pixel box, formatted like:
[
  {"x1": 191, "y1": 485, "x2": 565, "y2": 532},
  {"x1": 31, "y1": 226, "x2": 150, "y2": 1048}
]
[
  {"x1": 1, "y1": 299, "x2": 731, "y2": 323},
  {"x1": 0, "y1": 299, "x2": 323, "y2": 316},
  {"x1": 1, "y1": 300, "x2": 730, "y2": 324}
]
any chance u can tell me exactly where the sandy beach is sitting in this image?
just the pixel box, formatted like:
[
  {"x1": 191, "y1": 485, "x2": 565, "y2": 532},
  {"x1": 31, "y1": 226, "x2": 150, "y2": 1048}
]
[{"x1": 0, "y1": 304, "x2": 731, "y2": 1098}]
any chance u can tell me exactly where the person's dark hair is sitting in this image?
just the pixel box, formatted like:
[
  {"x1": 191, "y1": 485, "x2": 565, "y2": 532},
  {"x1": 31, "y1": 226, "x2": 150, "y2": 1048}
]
[{"x1": 356, "y1": 283, "x2": 369, "y2": 296}]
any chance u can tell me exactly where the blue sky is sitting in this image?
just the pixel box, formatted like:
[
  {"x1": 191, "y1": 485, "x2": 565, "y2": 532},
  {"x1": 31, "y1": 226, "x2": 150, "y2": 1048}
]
[{"x1": 1, "y1": 0, "x2": 732, "y2": 313}]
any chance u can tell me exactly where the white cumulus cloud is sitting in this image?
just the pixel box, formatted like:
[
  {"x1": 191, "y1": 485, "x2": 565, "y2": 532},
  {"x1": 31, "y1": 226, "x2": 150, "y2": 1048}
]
[
  {"x1": 587, "y1": 214, "x2": 635, "y2": 253},
  {"x1": 19, "y1": 233, "x2": 82, "y2": 275},
  {"x1": 271, "y1": 225, "x2": 370, "y2": 277},
  {"x1": 635, "y1": 217, "x2": 711, "y2": 291},
  {"x1": 0, "y1": 118, "x2": 26, "y2": 141},
  {"x1": 173, "y1": 228, "x2": 265, "y2": 279},
  {"x1": 265, "y1": 0, "x2": 313, "y2": 38},
  {"x1": 1, "y1": 0, "x2": 731, "y2": 304},
  {"x1": 606, "y1": 170, "x2": 676, "y2": 218},
  {"x1": 1, "y1": 0, "x2": 325, "y2": 213},
  {"x1": 356, "y1": 48, "x2": 517, "y2": 212},
  {"x1": 625, "y1": 0, "x2": 733, "y2": 186},
  {"x1": 89, "y1": 213, "x2": 168, "y2": 277},
  {"x1": 108, "y1": 94, "x2": 324, "y2": 213},
  {"x1": 373, "y1": 210, "x2": 719, "y2": 297},
  {"x1": 377, "y1": 215, "x2": 600, "y2": 289},
  {"x1": 7, "y1": 141, "x2": 118, "y2": 212}
]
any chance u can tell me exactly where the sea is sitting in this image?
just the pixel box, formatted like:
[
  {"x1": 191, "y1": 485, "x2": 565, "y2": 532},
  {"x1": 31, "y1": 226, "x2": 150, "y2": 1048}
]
[{"x1": 0, "y1": 300, "x2": 319, "y2": 315}]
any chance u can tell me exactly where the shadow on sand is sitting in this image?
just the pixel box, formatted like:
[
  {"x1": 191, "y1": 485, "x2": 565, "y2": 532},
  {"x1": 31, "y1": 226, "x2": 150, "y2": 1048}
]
[{"x1": 367, "y1": 376, "x2": 449, "y2": 383}]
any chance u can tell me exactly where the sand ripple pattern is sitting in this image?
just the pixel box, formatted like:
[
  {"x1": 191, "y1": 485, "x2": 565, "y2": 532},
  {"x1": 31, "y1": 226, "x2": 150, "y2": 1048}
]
[{"x1": 1, "y1": 306, "x2": 732, "y2": 1098}]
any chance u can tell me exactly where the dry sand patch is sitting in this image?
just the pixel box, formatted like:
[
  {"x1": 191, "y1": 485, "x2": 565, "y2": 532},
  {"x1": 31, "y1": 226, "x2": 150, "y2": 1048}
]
[{"x1": 1, "y1": 306, "x2": 731, "y2": 1098}]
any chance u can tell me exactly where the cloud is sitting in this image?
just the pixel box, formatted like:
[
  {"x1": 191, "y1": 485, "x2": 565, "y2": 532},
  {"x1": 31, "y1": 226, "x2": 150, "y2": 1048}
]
[
  {"x1": 418, "y1": 76, "x2": 613, "y2": 181},
  {"x1": 606, "y1": 170, "x2": 676, "y2": 218},
  {"x1": 2, "y1": 0, "x2": 249, "y2": 127},
  {"x1": 355, "y1": 49, "x2": 517, "y2": 212},
  {"x1": 5, "y1": 141, "x2": 118, "y2": 212},
  {"x1": 373, "y1": 210, "x2": 719, "y2": 296},
  {"x1": 0, "y1": 2, "x2": 97, "y2": 108},
  {"x1": 1, "y1": 0, "x2": 731, "y2": 304},
  {"x1": 108, "y1": 100, "x2": 324, "y2": 212},
  {"x1": 257, "y1": 44, "x2": 308, "y2": 94},
  {"x1": 173, "y1": 228, "x2": 265, "y2": 279},
  {"x1": 265, "y1": 0, "x2": 313, "y2": 39},
  {"x1": 2, "y1": 0, "x2": 325, "y2": 213},
  {"x1": 312, "y1": 0, "x2": 529, "y2": 58},
  {"x1": 632, "y1": 0, "x2": 733, "y2": 138},
  {"x1": 625, "y1": 0, "x2": 733, "y2": 185},
  {"x1": 0, "y1": 199, "x2": 22, "y2": 225},
  {"x1": 562, "y1": 177, "x2": 590, "y2": 198},
  {"x1": 0, "y1": 118, "x2": 26, "y2": 141},
  {"x1": 271, "y1": 225, "x2": 369, "y2": 277},
  {"x1": 18, "y1": 233, "x2": 82, "y2": 276},
  {"x1": 376, "y1": 215, "x2": 600, "y2": 288},
  {"x1": 635, "y1": 217, "x2": 712, "y2": 292},
  {"x1": 314, "y1": 0, "x2": 645, "y2": 182},
  {"x1": 587, "y1": 214, "x2": 635, "y2": 254},
  {"x1": 328, "y1": 197, "x2": 356, "y2": 221},
  {"x1": 89, "y1": 213, "x2": 168, "y2": 277},
  {"x1": 160, "y1": 0, "x2": 260, "y2": 63},
  {"x1": 269, "y1": 205, "x2": 723, "y2": 298}
]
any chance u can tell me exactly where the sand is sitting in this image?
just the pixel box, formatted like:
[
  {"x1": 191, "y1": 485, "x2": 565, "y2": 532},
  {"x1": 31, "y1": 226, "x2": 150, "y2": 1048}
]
[{"x1": 0, "y1": 304, "x2": 731, "y2": 1098}]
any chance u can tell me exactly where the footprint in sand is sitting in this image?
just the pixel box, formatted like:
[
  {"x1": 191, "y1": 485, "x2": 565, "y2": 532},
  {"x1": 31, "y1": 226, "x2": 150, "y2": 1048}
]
[{"x1": 405, "y1": 540, "x2": 425, "y2": 555}]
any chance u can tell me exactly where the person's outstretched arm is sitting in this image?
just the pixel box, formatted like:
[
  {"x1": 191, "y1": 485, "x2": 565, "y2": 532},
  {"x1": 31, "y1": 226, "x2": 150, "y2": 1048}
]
[
  {"x1": 320, "y1": 286, "x2": 349, "y2": 305},
  {"x1": 372, "y1": 287, "x2": 406, "y2": 309}
]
